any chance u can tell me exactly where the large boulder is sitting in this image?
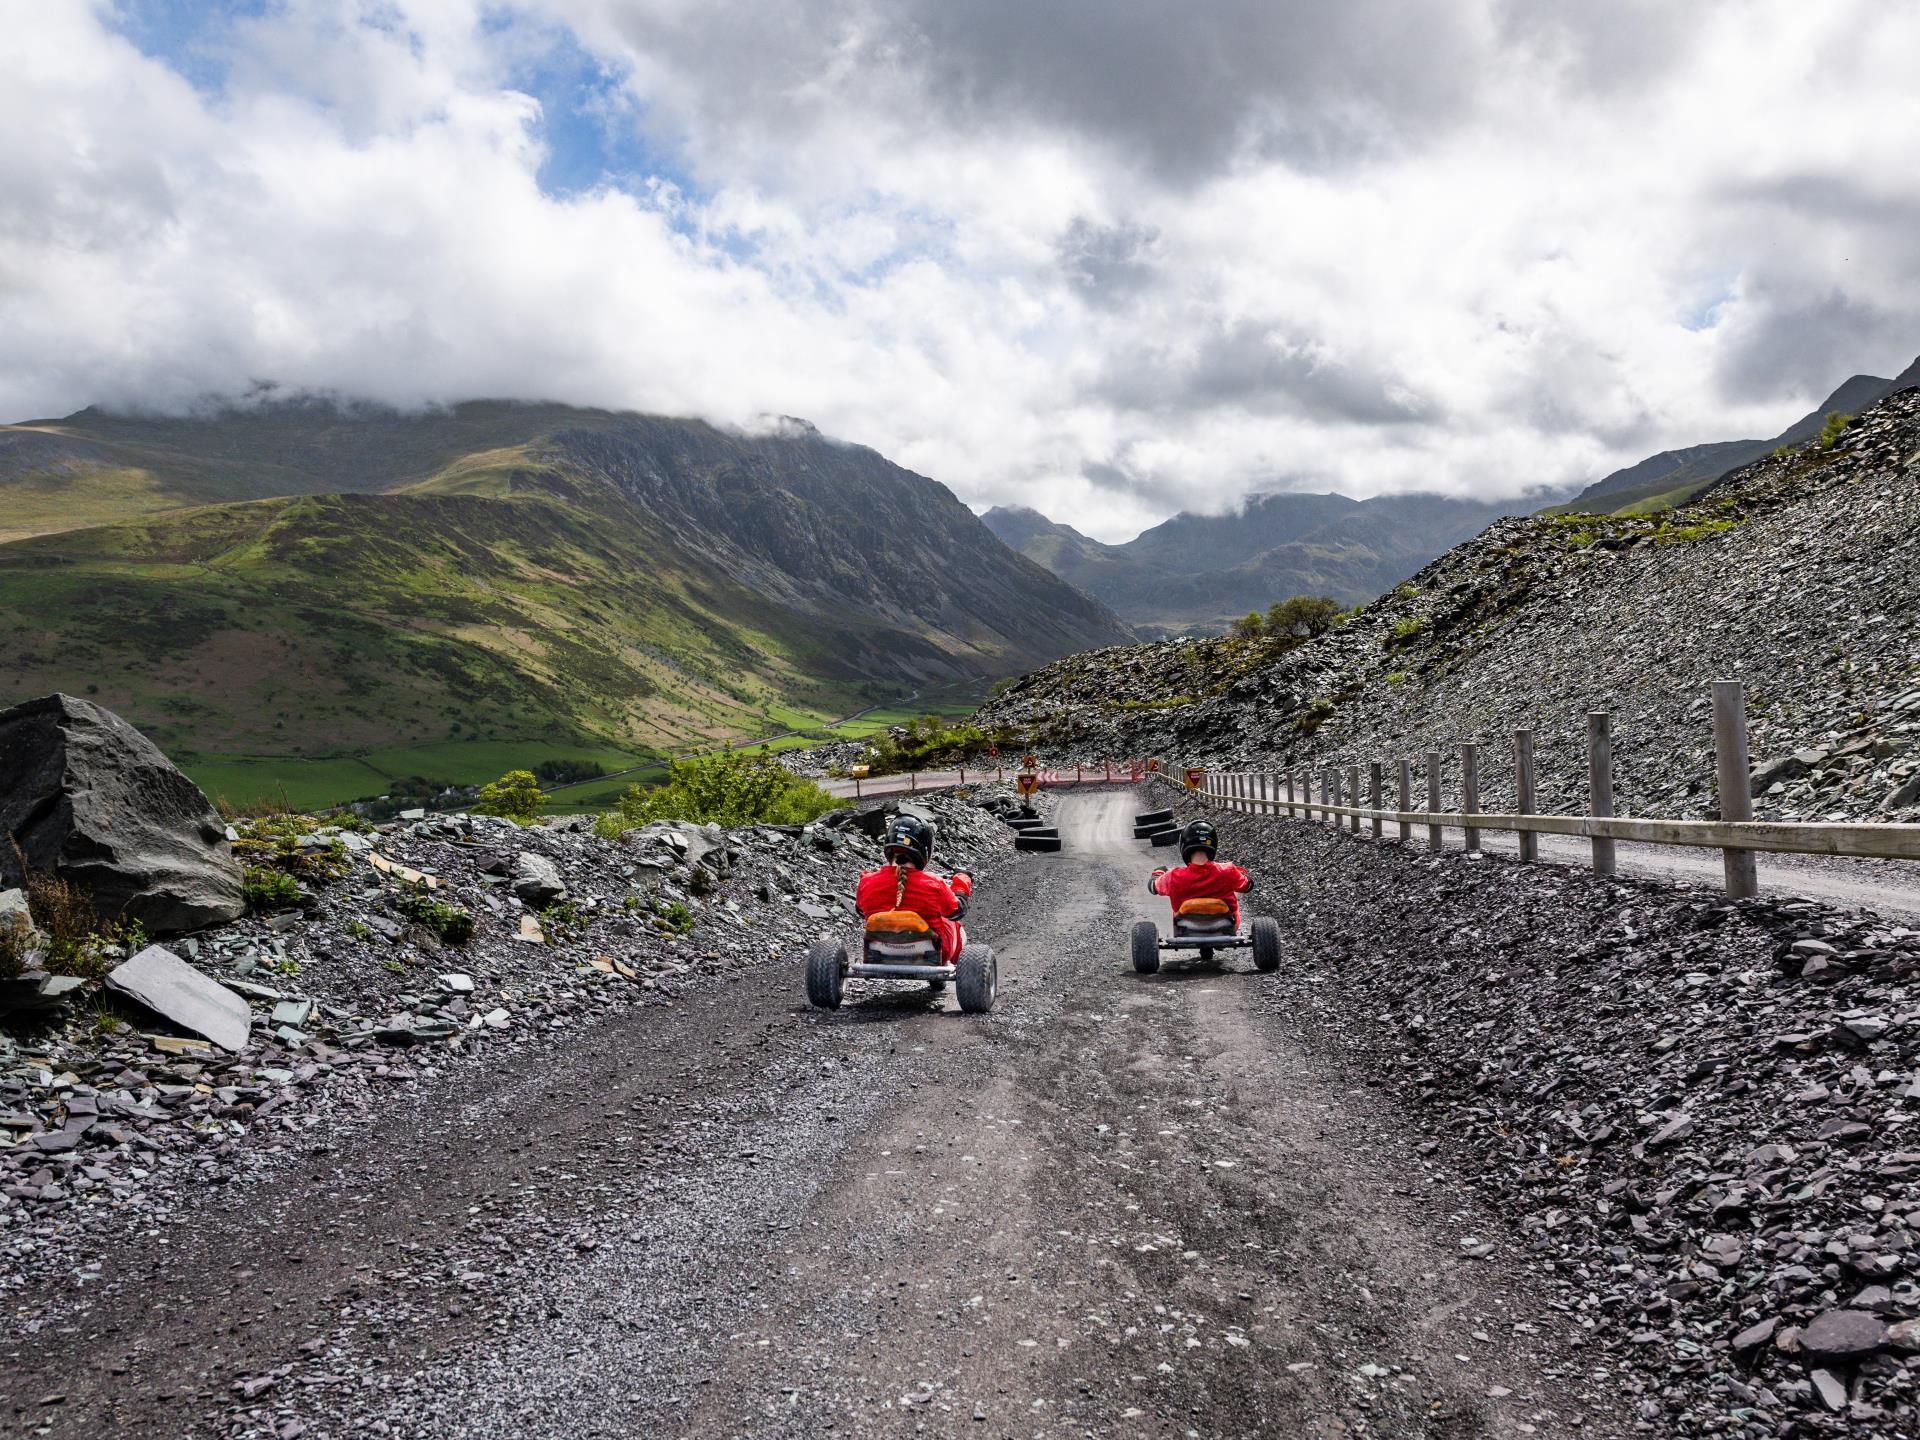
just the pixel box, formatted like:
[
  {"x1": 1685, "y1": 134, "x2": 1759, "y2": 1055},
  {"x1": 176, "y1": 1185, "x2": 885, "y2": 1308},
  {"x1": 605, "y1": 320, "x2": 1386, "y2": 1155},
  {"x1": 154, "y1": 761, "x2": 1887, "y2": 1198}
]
[{"x1": 0, "y1": 694, "x2": 245, "y2": 932}]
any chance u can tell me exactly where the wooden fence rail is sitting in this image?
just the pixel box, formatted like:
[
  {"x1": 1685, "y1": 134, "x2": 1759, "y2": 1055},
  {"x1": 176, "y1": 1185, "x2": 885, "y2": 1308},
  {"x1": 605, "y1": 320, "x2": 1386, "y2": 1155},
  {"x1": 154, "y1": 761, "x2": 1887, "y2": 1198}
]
[{"x1": 1174, "y1": 679, "x2": 1920, "y2": 895}]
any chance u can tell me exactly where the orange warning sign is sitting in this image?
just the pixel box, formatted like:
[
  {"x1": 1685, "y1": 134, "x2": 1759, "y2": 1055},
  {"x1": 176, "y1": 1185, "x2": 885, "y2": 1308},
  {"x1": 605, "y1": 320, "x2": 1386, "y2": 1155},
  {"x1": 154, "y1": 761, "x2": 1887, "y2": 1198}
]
[
  {"x1": 1183, "y1": 766, "x2": 1205, "y2": 790},
  {"x1": 1016, "y1": 772, "x2": 1040, "y2": 796}
]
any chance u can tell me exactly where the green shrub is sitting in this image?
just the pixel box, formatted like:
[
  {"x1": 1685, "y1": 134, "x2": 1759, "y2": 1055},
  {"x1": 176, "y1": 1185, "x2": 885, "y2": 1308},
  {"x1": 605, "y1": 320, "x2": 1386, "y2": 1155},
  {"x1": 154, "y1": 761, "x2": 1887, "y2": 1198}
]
[
  {"x1": 474, "y1": 769, "x2": 546, "y2": 823},
  {"x1": 1231, "y1": 611, "x2": 1263, "y2": 639},
  {"x1": 653, "y1": 900, "x2": 694, "y2": 935},
  {"x1": 1265, "y1": 595, "x2": 1342, "y2": 639},
  {"x1": 1391, "y1": 616, "x2": 1425, "y2": 641},
  {"x1": 242, "y1": 865, "x2": 302, "y2": 912},
  {"x1": 395, "y1": 883, "x2": 476, "y2": 944},
  {"x1": 232, "y1": 813, "x2": 350, "y2": 885},
  {"x1": 1815, "y1": 411, "x2": 1853, "y2": 449},
  {"x1": 597, "y1": 747, "x2": 838, "y2": 835}
]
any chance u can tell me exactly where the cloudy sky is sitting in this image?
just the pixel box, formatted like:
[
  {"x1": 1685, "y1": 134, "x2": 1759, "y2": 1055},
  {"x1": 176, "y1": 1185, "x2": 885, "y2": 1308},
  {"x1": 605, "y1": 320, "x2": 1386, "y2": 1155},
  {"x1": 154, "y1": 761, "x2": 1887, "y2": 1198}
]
[{"x1": 5, "y1": 1, "x2": 1918, "y2": 539}]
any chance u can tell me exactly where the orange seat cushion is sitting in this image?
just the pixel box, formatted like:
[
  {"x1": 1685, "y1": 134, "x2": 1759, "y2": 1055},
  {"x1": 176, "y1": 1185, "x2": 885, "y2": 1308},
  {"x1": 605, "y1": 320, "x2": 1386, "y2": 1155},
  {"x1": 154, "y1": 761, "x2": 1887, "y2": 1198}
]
[
  {"x1": 865, "y1": 909, "x2": 931, "y2": 933},
  {"x1": 1176, "y1": 897, "x2": 1233, "y2": 917}
]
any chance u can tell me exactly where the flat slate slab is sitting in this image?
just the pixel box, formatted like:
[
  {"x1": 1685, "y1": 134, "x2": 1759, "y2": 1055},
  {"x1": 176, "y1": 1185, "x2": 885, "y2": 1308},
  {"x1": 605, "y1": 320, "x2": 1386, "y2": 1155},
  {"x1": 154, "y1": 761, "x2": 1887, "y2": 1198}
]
[{"x1": 107, "y1": 944, "x2": 251, "y2": 1052}]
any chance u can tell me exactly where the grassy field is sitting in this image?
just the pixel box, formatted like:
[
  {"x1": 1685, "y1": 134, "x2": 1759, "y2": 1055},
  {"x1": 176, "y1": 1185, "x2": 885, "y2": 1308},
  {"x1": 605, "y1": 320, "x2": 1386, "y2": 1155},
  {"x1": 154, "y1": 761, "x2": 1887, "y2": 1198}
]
[{"x1": 184, "y1": 739, "x2": 654, "y2": 813}]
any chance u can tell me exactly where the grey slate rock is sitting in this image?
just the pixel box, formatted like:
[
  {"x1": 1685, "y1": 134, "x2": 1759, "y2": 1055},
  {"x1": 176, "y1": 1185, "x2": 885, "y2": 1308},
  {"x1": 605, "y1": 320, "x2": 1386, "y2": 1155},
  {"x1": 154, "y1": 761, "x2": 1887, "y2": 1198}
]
[
  {"x1": 1798, "y1": 1309, "x2": 1888, "y2": 1361},
  {"x1": 512, "y1": 852, "x2": 567, "y2": 906},
  {"x1": 106, "y1": 944, "x2": 251, "y2": 1052},
  {"x1": 0, "y1": 695, "x2": 245, "y2": 932}
]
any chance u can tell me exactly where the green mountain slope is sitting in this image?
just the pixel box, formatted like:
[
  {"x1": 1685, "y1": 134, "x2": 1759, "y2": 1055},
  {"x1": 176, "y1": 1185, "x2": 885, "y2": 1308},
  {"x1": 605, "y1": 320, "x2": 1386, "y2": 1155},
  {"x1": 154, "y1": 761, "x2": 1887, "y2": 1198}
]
[{"x1": 0, "y1": 401, "x2": 1130, "y2": 806}]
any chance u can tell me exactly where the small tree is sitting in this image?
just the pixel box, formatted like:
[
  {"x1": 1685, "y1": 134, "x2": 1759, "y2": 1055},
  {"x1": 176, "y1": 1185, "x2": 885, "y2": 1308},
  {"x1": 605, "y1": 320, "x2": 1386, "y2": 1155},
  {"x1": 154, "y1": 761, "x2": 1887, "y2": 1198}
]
[
  {"x1": 1815, "y1": 411, "x2": 1853, "y2": 449},
  {"x1": 474, "y1": 769, "x2": 546, "y2": 823},
  {"x1": 596, "y1": 748, "x2": 838, "y2": 834},
  {"x1": 1266, "y1": 594, "x2": 1343, "y2": 639},
  {"x1": 1231, "y1": 611, "x2": 1264, "y2": 639}
]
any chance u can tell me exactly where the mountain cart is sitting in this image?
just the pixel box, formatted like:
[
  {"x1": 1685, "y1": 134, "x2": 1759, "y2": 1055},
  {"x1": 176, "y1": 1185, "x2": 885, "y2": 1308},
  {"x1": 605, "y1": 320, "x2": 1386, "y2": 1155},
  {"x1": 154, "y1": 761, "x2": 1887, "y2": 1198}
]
[
  {"x1": 1130, "y1": 898, "x2": 1280, "y2": 975},
  {"x1": 806, "y1": 910, "x2": 998, "y2": 1013}
]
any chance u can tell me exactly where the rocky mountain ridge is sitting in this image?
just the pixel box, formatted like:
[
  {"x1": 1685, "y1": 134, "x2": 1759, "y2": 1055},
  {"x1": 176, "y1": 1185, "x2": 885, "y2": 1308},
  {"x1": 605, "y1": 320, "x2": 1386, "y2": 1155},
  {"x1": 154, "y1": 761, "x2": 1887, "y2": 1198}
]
[{"x1": 978, "y1": 383, "x2": 1920, "y2": 826}]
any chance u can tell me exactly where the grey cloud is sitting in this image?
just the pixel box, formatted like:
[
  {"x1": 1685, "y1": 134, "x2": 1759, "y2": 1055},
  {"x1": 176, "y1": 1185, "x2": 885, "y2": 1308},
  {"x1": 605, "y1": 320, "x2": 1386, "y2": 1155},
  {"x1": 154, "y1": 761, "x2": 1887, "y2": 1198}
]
[
  {"x1": 588, "y1": 0, "x2": 1498, "y2": 184},
  {"x1": 1714, "y1": 288, "x2": 1915, "y2": 404},
  {"x1": 1055, "y1": 218, "x2": 1159, "y2": 307},
  {"x1": 1099, "y1": 322, "x2": 1436, "y2": 426}
]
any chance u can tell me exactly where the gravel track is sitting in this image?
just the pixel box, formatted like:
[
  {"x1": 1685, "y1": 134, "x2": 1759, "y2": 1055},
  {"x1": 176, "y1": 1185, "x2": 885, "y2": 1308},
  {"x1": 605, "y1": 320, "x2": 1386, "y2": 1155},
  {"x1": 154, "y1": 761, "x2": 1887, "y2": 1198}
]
[{"x1": 2, "y1": 791, "x2": 1619, "y2": 1439}]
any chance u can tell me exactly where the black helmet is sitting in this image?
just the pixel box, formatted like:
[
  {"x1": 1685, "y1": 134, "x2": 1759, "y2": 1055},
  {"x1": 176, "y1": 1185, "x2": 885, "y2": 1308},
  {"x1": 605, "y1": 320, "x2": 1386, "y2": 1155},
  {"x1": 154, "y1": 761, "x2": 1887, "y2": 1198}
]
[
  {"x1": 1179, "y1": 819, "x2": 1218, "y2": 863},
  {"x1": 883, "y1": 813, "x2": 935, "y2": 868}
]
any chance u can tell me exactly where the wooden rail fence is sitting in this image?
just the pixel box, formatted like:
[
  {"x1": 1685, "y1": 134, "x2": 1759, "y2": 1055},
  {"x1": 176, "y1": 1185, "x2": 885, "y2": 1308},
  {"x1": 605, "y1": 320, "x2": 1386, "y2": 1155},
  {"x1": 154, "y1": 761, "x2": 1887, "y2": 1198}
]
[{"x1": 1175, "y1": 680, "x2": 1920, "y2": 897}]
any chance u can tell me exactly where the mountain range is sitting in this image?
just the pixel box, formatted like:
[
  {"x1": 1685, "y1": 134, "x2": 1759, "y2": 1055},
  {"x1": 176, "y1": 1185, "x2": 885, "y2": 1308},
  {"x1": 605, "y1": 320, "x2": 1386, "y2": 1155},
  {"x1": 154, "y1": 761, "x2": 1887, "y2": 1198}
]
[
  {"x1": 984, "y1": 491, "x2": 1527, "y2": 637},
  {"x1": 0, "y1": 400, "x2": 1129, "y2": 802}
]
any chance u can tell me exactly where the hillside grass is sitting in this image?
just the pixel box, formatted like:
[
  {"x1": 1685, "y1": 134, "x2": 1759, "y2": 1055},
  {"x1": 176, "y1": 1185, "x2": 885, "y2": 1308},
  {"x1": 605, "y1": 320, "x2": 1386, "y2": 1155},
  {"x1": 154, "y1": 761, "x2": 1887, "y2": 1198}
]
[{"x1": 185, "y1": 739, "x2": 655, "y2": 813}]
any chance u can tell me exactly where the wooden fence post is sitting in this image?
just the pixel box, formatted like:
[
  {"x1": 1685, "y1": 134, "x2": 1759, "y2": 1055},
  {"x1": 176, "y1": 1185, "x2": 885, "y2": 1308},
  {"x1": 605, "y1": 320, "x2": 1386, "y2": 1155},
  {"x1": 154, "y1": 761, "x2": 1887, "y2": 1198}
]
[
  {"x1": 1346, "y1": 764, "x2": 1361, "y2": 833},
  {"x1": 1515, "y1": 728, "x2": 1537, "y2": 863},
  {"x1": 1259, "y1": 772, "x2": 1269, "y2": 816},
  {"x1": 1425, "y1": 749, "x2": 1443, "y2": 852},
  {"x1": 1713, "y1": 680, "x2": 1759, "y2": 899},
  {"x1": 1285, "y1": 771, "x2": 1296, "y2": 818},
  {"x1": 1328, "y1": 768, "x2": 1341, "y2": 828},
  {"x1": 1369, "y1": 761, "x2": 1383, "y2": 839},
  {"x1": 1460, "y1": 741, "x2": 1481, "y2": 852},
  {"x1": 1588, "y1": 711, "x2": 1616, "y2": 875},
  {"x1": 1397, "y1": 757, "x2": 1412, "y2": 844}
]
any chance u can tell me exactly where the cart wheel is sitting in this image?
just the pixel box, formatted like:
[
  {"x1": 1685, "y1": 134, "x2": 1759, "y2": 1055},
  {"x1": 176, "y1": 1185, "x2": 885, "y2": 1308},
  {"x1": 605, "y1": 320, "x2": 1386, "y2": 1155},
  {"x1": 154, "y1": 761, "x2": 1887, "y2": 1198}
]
[
  {"x1": 957, "y1": 944, "x2": 997, "y2": 1013},
  {"x1": 806, "y1": 940, "x2": 847, "y2": 1010},
  {"x1": 1250, "y1": 916, "x2": 1281, "y2": 972},
  {"x1": 1131, "y1": 919, "x2": 1161, "y2": 974}
]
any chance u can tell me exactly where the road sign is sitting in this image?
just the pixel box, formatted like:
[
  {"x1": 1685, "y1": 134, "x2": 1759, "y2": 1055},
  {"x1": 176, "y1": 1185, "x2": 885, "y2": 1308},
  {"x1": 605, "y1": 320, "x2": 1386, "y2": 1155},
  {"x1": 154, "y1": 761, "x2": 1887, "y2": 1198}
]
[
  {"x1": 1016, "y1": 772, "x2": 1039, "y2": 796},
  {"x1": 988, "y1": 745, "x2": 999, "y2": 757},
  {"x1": 1183, "y1": 766, "x2": 1205, "y2": 790},
  {"x1": 850, "y1": 764, "x2": 870, "y2": 778},
  {"x1": 1146, "y1": 758, "x2": 1161, "y2": 773},
  {"x1": 1022, "y1": 752, "x2": 1038, "y2": 769}
]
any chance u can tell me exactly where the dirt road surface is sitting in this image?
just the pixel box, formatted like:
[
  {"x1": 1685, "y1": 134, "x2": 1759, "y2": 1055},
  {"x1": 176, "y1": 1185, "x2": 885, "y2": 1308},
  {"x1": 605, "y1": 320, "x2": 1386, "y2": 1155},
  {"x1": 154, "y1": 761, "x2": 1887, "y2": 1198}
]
[{"x1": 4, "y1": 791, "x2": 1620, "y2": 1439}]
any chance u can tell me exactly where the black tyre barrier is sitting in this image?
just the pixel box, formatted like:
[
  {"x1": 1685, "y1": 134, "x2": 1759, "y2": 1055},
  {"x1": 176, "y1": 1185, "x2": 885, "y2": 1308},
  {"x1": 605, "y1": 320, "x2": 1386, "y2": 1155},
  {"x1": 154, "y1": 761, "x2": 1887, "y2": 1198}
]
[
  {"x1": 1149, "y1": 830, "x2": 1181, "y2": 848},
  {"x1": 1006, "y1": 817, "x2": 1047, "y2": 830},
  {"x1": 1134, "y1": 808, "x2": 1174, "y2": 826},
  {"x1": 1014, "y1": 833, "x2": 1063, "y2": 852}
]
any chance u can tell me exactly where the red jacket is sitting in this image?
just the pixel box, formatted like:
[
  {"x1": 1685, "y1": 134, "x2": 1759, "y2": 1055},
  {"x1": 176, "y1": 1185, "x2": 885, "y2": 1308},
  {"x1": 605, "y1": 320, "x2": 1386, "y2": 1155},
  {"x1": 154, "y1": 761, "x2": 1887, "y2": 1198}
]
[
  {"x1": 856, "y1": 864, "x2": 972, "y2": 926},
  {"x1": 1149, "y1": 858, "x2": 1251, "y2": 924}
]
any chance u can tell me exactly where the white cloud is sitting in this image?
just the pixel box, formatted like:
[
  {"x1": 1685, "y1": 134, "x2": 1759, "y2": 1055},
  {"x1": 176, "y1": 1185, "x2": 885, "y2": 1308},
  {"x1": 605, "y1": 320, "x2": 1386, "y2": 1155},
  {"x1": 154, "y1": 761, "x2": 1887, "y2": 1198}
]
[{"x1": 1, "y1": 0, "x2": 1917, "y2": 542}]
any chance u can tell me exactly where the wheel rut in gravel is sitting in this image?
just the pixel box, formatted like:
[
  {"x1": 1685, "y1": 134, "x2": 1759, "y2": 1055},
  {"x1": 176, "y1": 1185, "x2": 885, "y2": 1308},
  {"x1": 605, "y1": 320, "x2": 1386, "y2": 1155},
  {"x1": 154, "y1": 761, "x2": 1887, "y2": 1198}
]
[{"x1": 3, "y1": 790, "x2": 1618, "y2": 1439}]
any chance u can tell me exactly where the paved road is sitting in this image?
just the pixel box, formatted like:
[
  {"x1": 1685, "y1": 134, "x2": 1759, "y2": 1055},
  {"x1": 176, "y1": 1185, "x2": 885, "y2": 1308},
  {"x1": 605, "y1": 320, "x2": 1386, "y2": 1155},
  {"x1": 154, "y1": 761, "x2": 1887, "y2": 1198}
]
[{"x1": 7, "y1": 791, "x2": 1615, "y2": 1438}]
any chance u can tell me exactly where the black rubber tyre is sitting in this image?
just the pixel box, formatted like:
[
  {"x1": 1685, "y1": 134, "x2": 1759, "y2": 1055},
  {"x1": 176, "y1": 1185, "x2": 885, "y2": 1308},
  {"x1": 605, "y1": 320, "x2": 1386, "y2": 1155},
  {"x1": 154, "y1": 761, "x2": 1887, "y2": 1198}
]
[
  {"x1": 1007, "y1": 817, "x2": 1046, "y2": 831},
  {"x1": 1134, "y1": 808, "x2": 1174, "y2": 826},
  {"x1": 956, "y1": 944, "x2": 997, "y2": 1013},
  {"x1": 1014, "y1": 833, "x2": 1063, "y2": 853},
  {"x1": 1149, "y1": 830, "x2": 1180, "y2": 848},
  {"x1": 1250, "y1": 916, "x2": 1281, "y2": 972},
  {"x1": 1131, "y1": 919, "x2": 1161, "y2": 974},
  {"x1": 1131, "y1": 825, "x2": 1165, "y2": 839},
  {"x1": 805, "y1": 940, "x2": 847, "y2": 1010}
]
